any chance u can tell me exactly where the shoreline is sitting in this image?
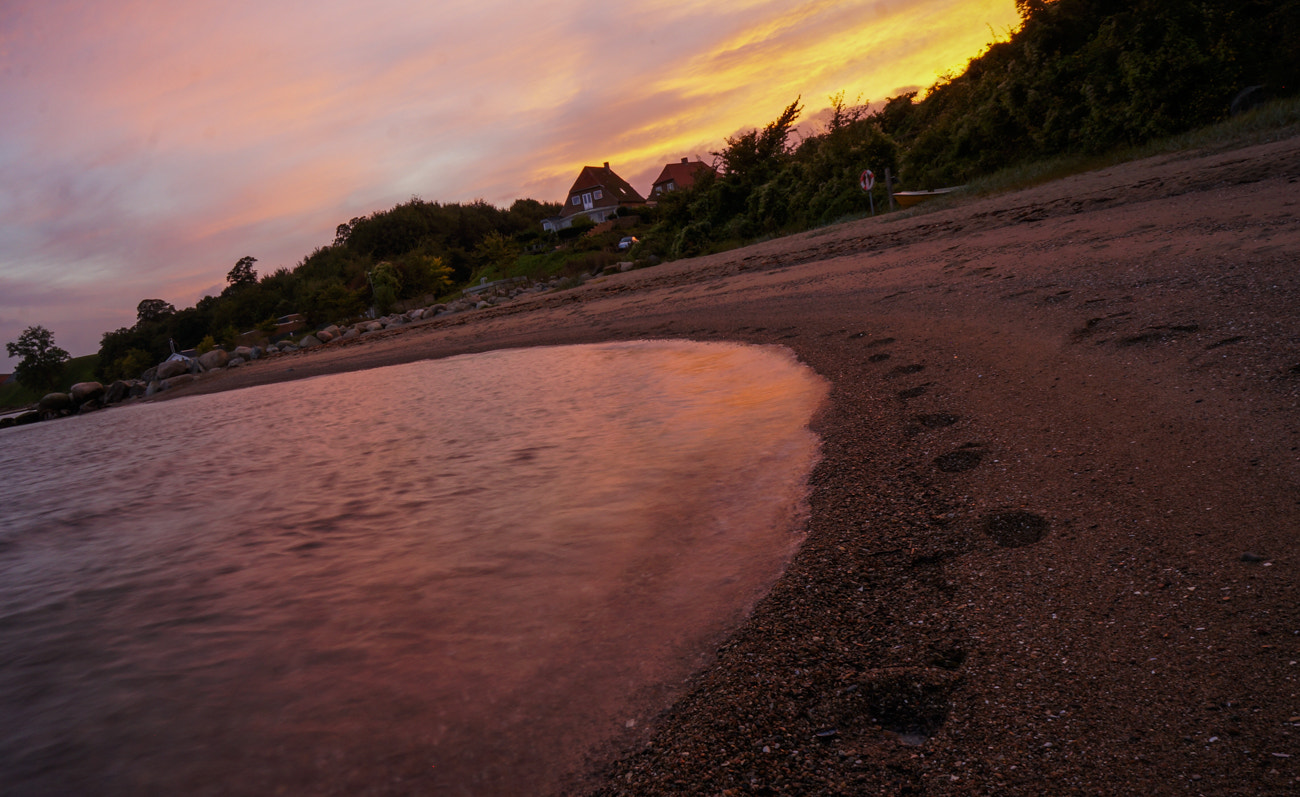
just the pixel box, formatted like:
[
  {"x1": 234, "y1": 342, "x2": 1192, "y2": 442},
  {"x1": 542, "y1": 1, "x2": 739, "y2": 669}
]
[{"x1": 156, "y1": 133, "x2": 1300, "y2": 794}]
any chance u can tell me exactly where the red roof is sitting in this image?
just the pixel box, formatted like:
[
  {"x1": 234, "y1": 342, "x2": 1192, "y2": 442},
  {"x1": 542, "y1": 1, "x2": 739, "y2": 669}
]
[{"x1": 651, "y1": 158, "x2": 717, "y2": 195}]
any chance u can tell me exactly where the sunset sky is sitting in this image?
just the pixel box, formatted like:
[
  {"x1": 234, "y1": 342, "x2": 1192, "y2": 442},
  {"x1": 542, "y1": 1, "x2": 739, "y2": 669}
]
[{"x1": 1, "y1": 0, "x2": 1020, "y2": 365}]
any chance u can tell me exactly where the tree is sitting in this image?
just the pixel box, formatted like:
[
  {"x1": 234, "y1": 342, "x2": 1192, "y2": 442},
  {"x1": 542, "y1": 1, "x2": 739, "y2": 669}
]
[
  {"x1": 473, "y1": 231, "x2": 518, "y2": 276},
  {"x1": 334, "y1": 217, "x2": 364, "y2": 247},
  {"x1": 136, "y1": 298, "x2": 176, "y2": 325},
  {"x1": 227, "y1": 256, "x2": 258, "y2": 288},
  {"x1": 825, "y1": 90, "x2": 867, "y2": 133},
  {"x1": 369, "y1": 262, "x2": 402, "y2": 315},
  {"x1": 715, "y1": 97, "x2": 803, "y2": 183},
  {"x1": 6, "y1": 325, "x2": 71, "y2": 393}
]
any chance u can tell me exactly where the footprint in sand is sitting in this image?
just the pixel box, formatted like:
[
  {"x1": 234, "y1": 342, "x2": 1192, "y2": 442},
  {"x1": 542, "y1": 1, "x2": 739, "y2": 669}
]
[
  {"x1": 933, "y1": 446, "x2": 984, "y2": 473},
  {"x1": 886, "y1": 364, "x2": 925, "y2": 378},
  {"x1": 912, "y1": 413, "x2": 961, "y2": 429},
  {"x1": 982, "y1": 511, "x2": 1050, "y2": 547}
]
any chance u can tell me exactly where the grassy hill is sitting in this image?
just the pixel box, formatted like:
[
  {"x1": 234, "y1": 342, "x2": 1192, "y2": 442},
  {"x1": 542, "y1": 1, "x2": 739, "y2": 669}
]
[{"x1": 0, "y1": 354, "x2": 101, "y2": 411}]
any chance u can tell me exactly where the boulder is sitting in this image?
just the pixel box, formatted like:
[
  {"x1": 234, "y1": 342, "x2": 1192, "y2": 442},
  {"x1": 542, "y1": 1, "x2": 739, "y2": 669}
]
[
  {"x1": 39, "y1": 393, "x2": 74, "y2": 413},
  {"x1": 70, "y1": 381, "x2": 105, "y2": 405},
  {"x1": 141, "y1": 365, "x2": 159, "y2": 383},
  {"x1": 156, "y1": 359, "x2": 191, "y2": 380},
  {"x1": 249, "y1": 346, "x2": 262, "y2": 360},
  {"x1": 342, "y1": 327, "x2": 360, "y2": 340},
  {"x1": 0, "y1": 417, "x2": 14, "y2": 429},
  {"x1": 321, "y1": 324, "x2": 341, "y2": 338},
  {"x1": 160, "y1": 374, "x2": 197, "y2": 391},
  {"x1": 105, "y1": 380, "x2": 130, "y2": 404},
  {"x1": 198, "y1": 349, "x2": 229, "y2": 371},
  {"x1": 15, "y1": 411, "x2": 41, "y2": 426},
  {"x1": 475, "y1": 301, "x2": 491, "y2": 310},
  {"x1": 233, "y1": 346, "x2": 254, "y2": 360},
  {"x1": 299, "y1": 334, "x2": 322, "y2": 348},
  {"x1": 145, "y1": 380, "x2": 162, "y2": 397},
  {"x1": 363, "y1": 321, "x2": 383, "y2": 333},
  {"x1": 129, "y1": 381, "x2": 148, "y2": 398},
  {"x1": 227, "y1": 357, "x2": 246, "y2": 368},
  {"x1": 315, "y1": 329, "x2": 334, "y2": 343}
]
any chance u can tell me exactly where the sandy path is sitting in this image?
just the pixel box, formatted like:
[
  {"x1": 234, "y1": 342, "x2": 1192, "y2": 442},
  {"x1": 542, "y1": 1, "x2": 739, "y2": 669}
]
[{"x1": 166, "y1": 132, "x2": 1300, "y2": 794}]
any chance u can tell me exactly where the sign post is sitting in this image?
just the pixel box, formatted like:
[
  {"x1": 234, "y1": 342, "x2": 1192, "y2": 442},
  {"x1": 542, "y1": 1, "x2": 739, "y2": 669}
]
[{"x1": 859, "y1": 169, "x2": 876, "y2": 215}]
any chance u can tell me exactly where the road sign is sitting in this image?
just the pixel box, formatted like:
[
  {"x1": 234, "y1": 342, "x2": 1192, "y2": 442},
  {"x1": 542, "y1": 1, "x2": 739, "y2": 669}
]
[{"x1": 860, "y1": 169, "x2": 875, "y2": 191}]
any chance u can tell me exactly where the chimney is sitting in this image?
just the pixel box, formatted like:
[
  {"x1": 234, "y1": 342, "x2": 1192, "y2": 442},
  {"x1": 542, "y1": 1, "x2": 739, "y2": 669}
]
[
  {"x1": 681, "y1": 157, "x2": 688, "y2": 163},
  {"x1": 603, "y1": 161, "x2": 609, "y2": 169}
]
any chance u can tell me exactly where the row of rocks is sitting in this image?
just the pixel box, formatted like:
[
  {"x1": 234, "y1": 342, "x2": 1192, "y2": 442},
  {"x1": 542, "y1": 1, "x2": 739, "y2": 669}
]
[
  {"x1": 1, "y1": 275, "x2": 589, "y2": 430},
  {"x1": 260, "y1": 276, "x2": 572, "y2": 353},
  {"x1": 0, "y1": 344, "x2": 273, "y2": 428},
  {"x1": 0, "y1": 380, "x2": 139, "y2": 428}
]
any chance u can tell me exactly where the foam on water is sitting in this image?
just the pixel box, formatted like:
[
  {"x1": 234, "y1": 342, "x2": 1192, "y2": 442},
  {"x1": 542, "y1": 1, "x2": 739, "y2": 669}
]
[{"x1": 0, "y1": 340, "x2": 826, "y2": 796}]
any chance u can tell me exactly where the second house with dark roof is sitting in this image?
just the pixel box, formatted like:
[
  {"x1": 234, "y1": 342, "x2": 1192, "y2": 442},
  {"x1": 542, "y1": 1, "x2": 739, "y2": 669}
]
[
  {"x1": 650, "y1": 157, "x2": 716, "y2": 197},
  {"x1": 541, "y1": 162, "x2": 647, "y2": 232}
]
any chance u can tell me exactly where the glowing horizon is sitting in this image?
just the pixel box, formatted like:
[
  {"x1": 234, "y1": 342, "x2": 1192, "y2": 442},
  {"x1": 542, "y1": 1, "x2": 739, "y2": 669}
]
[{"x1": 0, "y1": 0, "x2": 1020, "y2": 364}]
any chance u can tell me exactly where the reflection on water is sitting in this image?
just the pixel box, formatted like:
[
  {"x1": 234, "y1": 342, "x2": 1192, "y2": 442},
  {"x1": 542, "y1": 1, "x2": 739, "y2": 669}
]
[{"x1": 0, "y1": 341, "x2": 826, "y2": 796}]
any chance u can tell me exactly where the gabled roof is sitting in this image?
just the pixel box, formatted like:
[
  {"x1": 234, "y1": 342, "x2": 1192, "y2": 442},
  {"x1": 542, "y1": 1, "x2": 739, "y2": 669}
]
[
  {"x1": 559, "y1": 162, "x2": 646, "y2": 218},
  {"x1": 651, "y1": 158, "x2": 717, "y2": 194}
]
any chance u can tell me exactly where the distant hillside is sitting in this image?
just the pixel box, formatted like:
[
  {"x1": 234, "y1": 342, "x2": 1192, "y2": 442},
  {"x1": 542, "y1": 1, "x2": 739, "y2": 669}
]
[{"x1": 0, "y1": 354, "x2": 100, "y2": 411}]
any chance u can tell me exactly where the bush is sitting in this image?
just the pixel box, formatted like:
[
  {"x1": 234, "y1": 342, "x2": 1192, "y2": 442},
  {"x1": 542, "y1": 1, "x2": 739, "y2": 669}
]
[
  {"x1": 672, "y1": 221, "x2": 714, "y2": 259},
  {"x1": 109, "y1": 348, "x2": 154, "y2": 381}
]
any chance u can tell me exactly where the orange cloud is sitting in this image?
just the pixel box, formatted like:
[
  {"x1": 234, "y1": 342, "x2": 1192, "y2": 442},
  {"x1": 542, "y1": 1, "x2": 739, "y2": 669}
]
[{"x1": 518, "y1": 1, "x2": 1020, "y2": 200}]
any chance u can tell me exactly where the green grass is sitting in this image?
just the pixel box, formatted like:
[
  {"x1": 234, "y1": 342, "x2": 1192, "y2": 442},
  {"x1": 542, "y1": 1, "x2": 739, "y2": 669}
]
[{"x1": 0, "y1": 354, "x2": 101, "y2": 410}]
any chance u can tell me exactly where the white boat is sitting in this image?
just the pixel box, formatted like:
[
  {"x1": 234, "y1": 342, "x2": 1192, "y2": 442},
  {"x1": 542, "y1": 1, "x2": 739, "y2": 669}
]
[{"x1": 893, "y1": 186, "x2": 964, "y2": 208}]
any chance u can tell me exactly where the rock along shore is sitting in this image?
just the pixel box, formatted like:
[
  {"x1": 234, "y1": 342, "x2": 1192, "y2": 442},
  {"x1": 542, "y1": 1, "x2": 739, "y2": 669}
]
[{"x1": 149, "y1": 132, "x2": 1300, "y2": 794}]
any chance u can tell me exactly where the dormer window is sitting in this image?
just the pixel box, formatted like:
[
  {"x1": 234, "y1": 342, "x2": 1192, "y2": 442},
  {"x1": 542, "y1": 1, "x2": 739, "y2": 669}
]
[
  {"x1": 593, "y1": 189, "x2": 603, "y2": 200},
  {"x1": 571, "y1": 195, "x2": 581, "y2": 205}
]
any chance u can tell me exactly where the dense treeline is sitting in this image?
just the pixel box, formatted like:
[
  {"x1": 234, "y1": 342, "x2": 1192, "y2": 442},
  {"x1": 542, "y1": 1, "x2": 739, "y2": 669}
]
[
  {"x1": 96, "y1": 0, "x2": 1296, "y2": 379},
  {"x1": 96, "y1": 199, "x2": 557, "y2": 380},
  {"x1": 890, "y1": 0, "x2": 1300, "y2": 186},
  {"x1": 649, "y1": 94, "x2": 900, "y2": 259},
  {"x1": 645, "y1": 0, "x2": 1298, "y2": 256}
]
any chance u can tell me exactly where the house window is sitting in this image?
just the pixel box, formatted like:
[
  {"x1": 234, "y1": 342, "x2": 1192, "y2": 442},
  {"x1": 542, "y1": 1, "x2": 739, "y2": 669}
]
[
  {"x1": 593, "y1": 189, "x2": 603, "y2": 200},
  {"x1": 571, "y1": 195, "x2": 581, "y2": 205}
]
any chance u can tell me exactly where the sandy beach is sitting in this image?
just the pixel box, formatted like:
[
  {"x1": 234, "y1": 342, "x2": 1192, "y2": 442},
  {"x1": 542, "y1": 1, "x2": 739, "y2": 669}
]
[{"x1": 162, "y1": 131, "x2": 1300, "y2": 794}]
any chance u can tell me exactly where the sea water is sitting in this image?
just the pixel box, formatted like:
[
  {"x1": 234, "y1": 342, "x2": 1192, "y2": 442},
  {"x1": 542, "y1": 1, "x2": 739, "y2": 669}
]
[{"x1": 0, "y1": 340, "x2": 826, "y2": 796}]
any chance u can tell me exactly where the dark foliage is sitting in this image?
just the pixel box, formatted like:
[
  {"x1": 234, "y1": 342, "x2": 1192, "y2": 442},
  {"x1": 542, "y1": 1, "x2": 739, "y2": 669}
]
[
  {"x1": 98, "y1": 197, "x2": 559, "y2": 378},
  {"x1": 898, "y1": 0, "x2": 1300, "y2": 185},
  {"x1": 6, "y1": 326, "x2": 70, "y2": 393}
]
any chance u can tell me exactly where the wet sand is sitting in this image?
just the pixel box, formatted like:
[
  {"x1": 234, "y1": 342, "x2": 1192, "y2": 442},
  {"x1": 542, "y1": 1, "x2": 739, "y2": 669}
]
[{"x1": 166, "y1": 132, "x2": 1300, "y2": 794}]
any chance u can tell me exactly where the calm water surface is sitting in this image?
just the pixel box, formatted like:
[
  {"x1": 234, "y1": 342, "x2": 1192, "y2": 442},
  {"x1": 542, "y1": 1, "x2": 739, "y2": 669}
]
[{"x1": 0, "y1": 341, "x2": 826, "y2": 795}]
